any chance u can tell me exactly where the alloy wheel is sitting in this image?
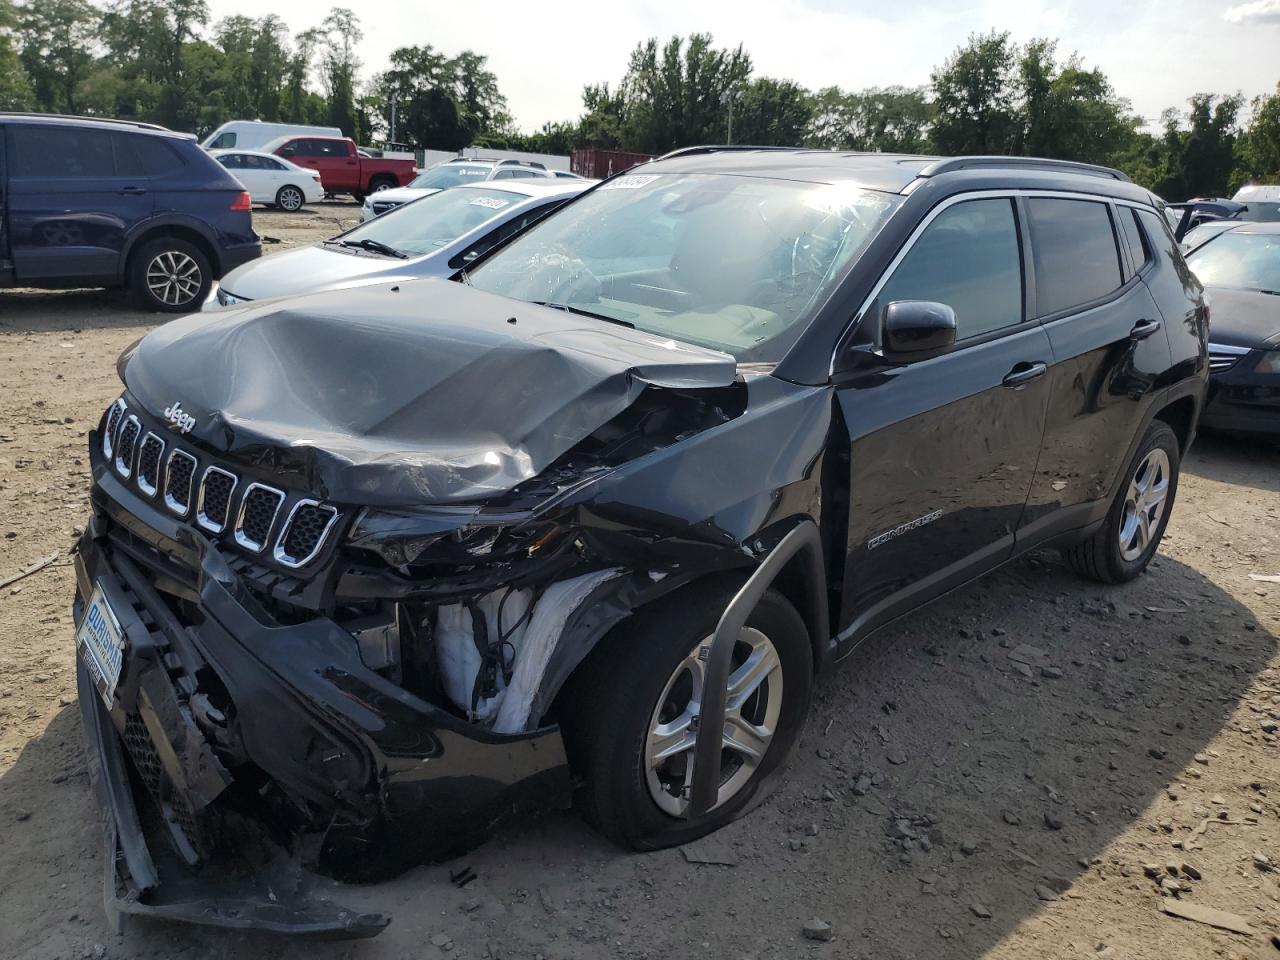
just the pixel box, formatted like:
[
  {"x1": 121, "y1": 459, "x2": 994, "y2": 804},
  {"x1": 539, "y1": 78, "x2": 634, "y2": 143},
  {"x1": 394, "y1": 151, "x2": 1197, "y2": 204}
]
[
  {"x1": 644, "y1": 627, "x2": 783, "y2": 817},
  {"x1": 1118, "y1": 447, "x2": 1171, "y2": 561},
  {"x1": 145, "y1": 251, "x2": 202, "y2": 307},
  {"x1": 279, "y1": 187, "x2": 303, "y2": 211}
]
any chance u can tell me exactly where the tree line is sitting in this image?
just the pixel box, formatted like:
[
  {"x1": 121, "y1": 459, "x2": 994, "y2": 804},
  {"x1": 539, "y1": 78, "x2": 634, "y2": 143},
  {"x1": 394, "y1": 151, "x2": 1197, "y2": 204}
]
[{"x1": 0, "y1": 3, "x2": 1277, "y2": 200}]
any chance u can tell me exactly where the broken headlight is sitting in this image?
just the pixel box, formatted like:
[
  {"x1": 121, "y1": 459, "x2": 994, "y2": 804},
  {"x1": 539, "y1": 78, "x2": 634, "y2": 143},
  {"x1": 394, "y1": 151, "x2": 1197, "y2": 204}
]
[{"x1": 346, "y1": 506, "x2": 567, "y2": 569}]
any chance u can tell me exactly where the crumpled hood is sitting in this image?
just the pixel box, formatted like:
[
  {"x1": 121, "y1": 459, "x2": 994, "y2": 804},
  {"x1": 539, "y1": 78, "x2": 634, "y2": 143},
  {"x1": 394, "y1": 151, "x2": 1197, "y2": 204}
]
[
  {"x1": 218, "y1": 244, "x2": 431, "y2": 301},
  {"x1": 123, "y1": 279, "x2": 737, "y2": 505},
  {"x1": 1205, "y1": 285, "x2": 1280, "y2": 349}
]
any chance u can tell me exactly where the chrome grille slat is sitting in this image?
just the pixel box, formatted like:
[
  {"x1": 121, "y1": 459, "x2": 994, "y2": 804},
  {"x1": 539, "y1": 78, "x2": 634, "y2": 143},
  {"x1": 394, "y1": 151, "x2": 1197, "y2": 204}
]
[
  {"x1": 196, "y1": 466, "x2": 237, "y2": 534},
  {"x1": 234, "y1": 483, "x2": 285, "y2": 553},
  {"x1": 274, "y1": 500, "x2": 339, "y2": 568},
  {"x1": 136, "y1": 432, "x2": 165, "y2": 498},
  {"x1": 102, "y1": 399, "x2": 126, "y2": 459},
  {"x1": 114, "y1": 416, "x2": 142, "y2": 479},
  {"x1": 1208, "y1": 343, "x2": 1250, "y2": 374},
  {"x1": 164, "y1": 449, "x2": 197, "y2": 516}
]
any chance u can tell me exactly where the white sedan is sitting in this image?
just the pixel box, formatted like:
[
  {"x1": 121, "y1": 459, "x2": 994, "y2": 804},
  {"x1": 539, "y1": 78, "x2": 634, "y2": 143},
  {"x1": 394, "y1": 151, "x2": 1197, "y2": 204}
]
[{"x1": 210, "y1": 149, "x2": 325, "y2": 212}]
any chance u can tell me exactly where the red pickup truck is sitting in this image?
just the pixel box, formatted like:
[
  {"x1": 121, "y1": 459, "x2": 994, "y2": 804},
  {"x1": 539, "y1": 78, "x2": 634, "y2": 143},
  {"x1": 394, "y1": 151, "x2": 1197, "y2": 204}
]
[{"x1": 265, "y1": 136, "x2": 416, "y2": 201}]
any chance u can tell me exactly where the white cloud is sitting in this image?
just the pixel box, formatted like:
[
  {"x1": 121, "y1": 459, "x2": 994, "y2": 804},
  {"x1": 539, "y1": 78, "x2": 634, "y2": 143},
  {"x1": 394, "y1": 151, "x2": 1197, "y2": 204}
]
[{"x1": 1223, "y1": 0, "x2": 1280, "y2": 23}]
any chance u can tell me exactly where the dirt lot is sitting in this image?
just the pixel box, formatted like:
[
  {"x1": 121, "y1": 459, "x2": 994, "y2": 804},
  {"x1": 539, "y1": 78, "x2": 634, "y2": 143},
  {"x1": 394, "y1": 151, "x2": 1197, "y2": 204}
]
[{"x1": 2, "y1": 202, "x2": 1279, "y2": 960}]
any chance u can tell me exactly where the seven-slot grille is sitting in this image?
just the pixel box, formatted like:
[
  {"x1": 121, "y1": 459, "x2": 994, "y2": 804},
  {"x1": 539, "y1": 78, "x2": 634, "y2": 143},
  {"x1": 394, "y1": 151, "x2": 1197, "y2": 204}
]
[
  {"x1": 1208, "y1": 343, "x2": 1250, "y2": 374},
  {"x1": 101, "y1": 400, "x2": 339, "y2": 568}
]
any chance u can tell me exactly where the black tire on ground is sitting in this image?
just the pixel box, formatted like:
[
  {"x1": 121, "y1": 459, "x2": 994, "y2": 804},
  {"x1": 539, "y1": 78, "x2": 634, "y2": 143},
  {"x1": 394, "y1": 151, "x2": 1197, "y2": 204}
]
[
  {"x1": 1063, "y1": 419, "x2": 1181, "y2": 583},
  {"x1": 275, "y1": 184, "x2": 305, "y2": 212},
  {"x1": 559, "y1": 580, "x2": 812, "y2": 851},
  {"x1": 127, "y1": 237, "x2": 212, "y2": 313},
  {"x1": 368, "y1": 176, "x2": 397, "y2": 194}
]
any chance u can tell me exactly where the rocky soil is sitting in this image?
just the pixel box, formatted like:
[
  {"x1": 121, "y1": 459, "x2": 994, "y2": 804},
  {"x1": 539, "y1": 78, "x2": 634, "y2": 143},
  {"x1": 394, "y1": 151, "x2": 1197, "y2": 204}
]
[{"x1": 1, "y1": 202, "x2": 1278, "y2": 960}]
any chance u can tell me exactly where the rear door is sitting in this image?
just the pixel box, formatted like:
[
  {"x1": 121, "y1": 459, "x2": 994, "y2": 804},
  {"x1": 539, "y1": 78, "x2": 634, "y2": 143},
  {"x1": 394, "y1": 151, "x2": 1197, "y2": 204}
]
[
  {"x1": 835, "y1": 195, "x2": 1052, "y2": 639},
  {"x1": 1017, "y1": 196, "x2": 1172, "y2": 542},
  {"x1": 6, "y1": 124, "x2": 153, "y2": 283}
]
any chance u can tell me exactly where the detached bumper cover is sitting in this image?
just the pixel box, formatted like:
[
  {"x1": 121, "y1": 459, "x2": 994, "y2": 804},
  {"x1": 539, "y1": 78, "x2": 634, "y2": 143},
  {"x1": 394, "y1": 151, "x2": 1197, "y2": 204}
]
[{"x1": 73, "y1": 480, "x2": 570, "y2": 938}]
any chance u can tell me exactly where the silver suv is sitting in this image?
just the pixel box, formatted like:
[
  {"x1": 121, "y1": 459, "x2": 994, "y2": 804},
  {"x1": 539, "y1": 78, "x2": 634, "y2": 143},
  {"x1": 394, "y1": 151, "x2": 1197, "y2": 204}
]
[{"x1": 361, "y1": 158, "x2": 555, "y2": 220}]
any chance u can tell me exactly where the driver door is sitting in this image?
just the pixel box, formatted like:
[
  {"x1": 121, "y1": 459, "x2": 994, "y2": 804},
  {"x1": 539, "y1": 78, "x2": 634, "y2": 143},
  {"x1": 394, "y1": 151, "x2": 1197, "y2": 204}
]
[{"x1": 833, "y1": 196, "x2": 1052, "y2": 641}]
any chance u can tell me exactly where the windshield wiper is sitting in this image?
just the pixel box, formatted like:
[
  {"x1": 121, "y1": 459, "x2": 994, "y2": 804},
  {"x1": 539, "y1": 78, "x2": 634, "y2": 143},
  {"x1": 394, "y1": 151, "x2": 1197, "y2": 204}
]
[
  {"x1": 338, "y1": 238, "x2": 408, "y2": 259},
  {"x1": 532, "y1": 301, "x2": 634, "y2": 328}
]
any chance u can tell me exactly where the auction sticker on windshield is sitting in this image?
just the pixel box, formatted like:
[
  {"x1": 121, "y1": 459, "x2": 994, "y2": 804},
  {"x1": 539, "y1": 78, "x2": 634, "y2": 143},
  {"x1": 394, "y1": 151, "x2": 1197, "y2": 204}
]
[
  {"x1": 601, "y1": 174, "x2": 660, "y2": 190},
  {"x1": 468, "y1": 197, "x2": 509, "y2": 209},
  {"x1": 77, "y1": 584, "x2": 126, "y2": 708}
]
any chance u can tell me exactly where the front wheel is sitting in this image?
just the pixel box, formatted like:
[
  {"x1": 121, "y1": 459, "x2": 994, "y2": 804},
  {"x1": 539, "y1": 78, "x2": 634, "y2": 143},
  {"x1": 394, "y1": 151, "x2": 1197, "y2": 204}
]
[
  {"x1": 1063, "y1": 420, "x2": 1181, "y2": 582},
  {"x1": 561, "y1": 581, "x2": 812, "y2": 850},
  {"x1": 275, "y1": 184, "x2": 305, "y2": 212},
  {"x1": 128, "y1": 238, "x2": 211, "y2": 313}
]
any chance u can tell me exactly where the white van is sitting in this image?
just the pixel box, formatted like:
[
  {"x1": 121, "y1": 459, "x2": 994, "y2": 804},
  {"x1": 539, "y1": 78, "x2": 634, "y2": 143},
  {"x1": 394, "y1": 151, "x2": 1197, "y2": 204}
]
[
  {"x1": 202, "y1": 121, "x2": 344, "y2": 151},
  {"x1": 1233, "y1": 184, "x2": 1280, "y2": 203}
]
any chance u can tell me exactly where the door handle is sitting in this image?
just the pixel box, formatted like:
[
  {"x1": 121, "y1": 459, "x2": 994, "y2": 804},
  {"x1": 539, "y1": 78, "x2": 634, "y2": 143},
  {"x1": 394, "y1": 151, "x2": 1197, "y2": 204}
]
[
  {"x1": 1003, "y1": 361, "x2": 1048, "y2": 388},
  {"x1": 1130, "y1": 318, "x2": 1162, "y2": 340},
  {"x1": 118, "y1": 186, "x2": 147, "y2": 195}
]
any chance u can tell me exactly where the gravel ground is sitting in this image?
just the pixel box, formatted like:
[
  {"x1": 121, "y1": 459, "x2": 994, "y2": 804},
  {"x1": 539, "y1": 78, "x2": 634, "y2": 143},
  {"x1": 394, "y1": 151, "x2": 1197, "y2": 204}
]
[{"x1": 1, "y1": 202, "x2": 1278, "y2": 960}]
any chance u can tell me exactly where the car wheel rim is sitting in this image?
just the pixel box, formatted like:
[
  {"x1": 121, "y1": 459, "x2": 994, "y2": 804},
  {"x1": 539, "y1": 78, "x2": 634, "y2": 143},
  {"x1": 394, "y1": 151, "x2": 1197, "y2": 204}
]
[
  {"x1": 644, "y1": 626, "x2": 783, "y2": 818},
  {"x1": 372, "y1": 182, "x2": 390, "y2": 193},
  {"x1": 145, "y1": 251, "x2": 202, "y2": 307},
  {"x1": 1118, "y1": 447, "x2": 1170, "y2": 562},
  {"x1": 281, "y1": 188, "x2": 302, "y2": 211}
]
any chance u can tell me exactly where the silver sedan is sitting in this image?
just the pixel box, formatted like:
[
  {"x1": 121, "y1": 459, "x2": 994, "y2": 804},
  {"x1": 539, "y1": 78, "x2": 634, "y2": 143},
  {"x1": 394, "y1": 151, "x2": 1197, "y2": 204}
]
[{"x1": 207, "y1": 180, "x2": 591, "y2": 309}]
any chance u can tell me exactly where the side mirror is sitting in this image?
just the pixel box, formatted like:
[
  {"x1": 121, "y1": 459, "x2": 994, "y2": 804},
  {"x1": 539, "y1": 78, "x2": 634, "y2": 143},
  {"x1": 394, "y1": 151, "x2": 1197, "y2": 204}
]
[{"x1": 882, "y1": 300, "x2": 957, "y2": 360}]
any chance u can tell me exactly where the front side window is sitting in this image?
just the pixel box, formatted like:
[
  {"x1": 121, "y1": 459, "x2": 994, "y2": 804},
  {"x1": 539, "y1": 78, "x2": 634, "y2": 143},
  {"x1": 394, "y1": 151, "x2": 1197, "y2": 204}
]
[
  {"x1": 209, "y1": 131, "x2": 236, "y2": 149},
  {"x1": 217, "y1": 153, "x2": 243, "y2": 170},
  {"x1": 1027, "y1": 197, "x2": 1123, "y2": 316},
  {"x1": 1185, "y1": 231, "x2": 1280, "y2": 293},
  {"x1": 337, "y1": 187, "x2": 524, "y2": 258},
  {"x1": 468, "y1": 173, "x2": 901, "y2": 361},
  {"x1": 875, "y1": 198, "x2": 1023, "y2": 340},
  {"x1": 412, "y1": 164, "x2": 494, "y2": 189},
  {"x1": 9, "y1": 125, "x2": 115, "y2": 178}
]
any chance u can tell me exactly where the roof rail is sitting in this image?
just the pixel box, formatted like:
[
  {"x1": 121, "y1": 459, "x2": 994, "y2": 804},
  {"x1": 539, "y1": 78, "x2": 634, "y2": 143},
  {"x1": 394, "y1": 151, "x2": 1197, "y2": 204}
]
[
  {"x1": 0, "y1": 111, "x2": 171, "y2": 132},
  {"x1": 916, "y1": 156, "x2": 1131, "y2": 183},
  {"x1": 655, "y1": 144, "x2": 803, "y2": 161}
]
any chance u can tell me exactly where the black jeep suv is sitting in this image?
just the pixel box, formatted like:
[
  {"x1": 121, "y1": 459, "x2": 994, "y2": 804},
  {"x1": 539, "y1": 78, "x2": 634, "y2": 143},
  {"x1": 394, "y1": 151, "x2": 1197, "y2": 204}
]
[
  {"x1": 0, "y1": 114, "x2": 260, "y2": 311},
  {"x1": 73, "y1": 148, "x2": 1207, "y2": 937}
]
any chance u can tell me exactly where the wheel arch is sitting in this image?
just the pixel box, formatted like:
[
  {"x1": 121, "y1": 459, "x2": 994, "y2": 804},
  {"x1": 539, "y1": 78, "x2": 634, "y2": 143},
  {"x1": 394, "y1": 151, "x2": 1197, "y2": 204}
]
[
  {"x1": 122, "y1": 219, "x2": 222, "y2": 279},
  {"x1": 1153, "y1": 392, "x2": 1199, "y2": 454}
]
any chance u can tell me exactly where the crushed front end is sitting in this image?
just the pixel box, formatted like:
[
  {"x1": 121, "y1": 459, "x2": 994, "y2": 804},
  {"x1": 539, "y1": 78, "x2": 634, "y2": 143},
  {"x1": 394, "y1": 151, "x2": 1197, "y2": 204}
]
[{"x1": 73, "y1": 402, "x2": 589, "y2": 938}]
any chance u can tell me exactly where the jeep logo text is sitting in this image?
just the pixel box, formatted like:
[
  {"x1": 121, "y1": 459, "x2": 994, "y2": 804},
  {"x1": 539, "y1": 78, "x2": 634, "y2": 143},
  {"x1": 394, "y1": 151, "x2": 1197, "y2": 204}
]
[{"x1": 163, "y1": 402, "x2": 197, "y2": 435}]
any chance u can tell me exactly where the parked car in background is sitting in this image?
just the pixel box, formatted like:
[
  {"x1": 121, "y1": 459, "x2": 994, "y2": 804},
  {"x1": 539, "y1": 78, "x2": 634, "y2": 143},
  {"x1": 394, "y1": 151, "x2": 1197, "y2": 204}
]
[
  {"x1": 0, "y1": 113, "x2": 260, "y2": 312},
  {"x1": 260, "y1": 135, "x2": 416, "y2": 201},
  {"x1": 211, "y1": 179, "x2": 590, "y2": 307},
  {"x1": 360, "y1": 185, "x2": 440, "y2": 222},
  {"x1": 211, "y1": 149, "x2": 325, "y2": 211},
  {"x1": 201, "y1": 121, "x2": 342, "y2": 151},
  {"x1": 1234, "y1": 184, "x2": 1280, "y2": 204},
  {"x1": 413, "y1": 158, "x2": 554, "y2": 188},
  {"x1": 76, "y1": 149, "x2": 1205, "y2": 939},
  {"x1": 1185, "y1": 221, "x2": 1280, "y2": 437}
]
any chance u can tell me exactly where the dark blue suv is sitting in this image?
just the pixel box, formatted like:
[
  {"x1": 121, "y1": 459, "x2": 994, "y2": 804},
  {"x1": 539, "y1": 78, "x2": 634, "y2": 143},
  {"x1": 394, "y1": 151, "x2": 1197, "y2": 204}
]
[{"x1": 0, "y1": 114, "x2": 260, "y2": 312}]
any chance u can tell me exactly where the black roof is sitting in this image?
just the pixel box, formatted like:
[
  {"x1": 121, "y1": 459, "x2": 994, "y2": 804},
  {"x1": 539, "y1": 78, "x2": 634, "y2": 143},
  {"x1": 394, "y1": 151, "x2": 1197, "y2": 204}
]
[{"x1": 644, "y1": 146, "x2": 1135, "y2": 196}]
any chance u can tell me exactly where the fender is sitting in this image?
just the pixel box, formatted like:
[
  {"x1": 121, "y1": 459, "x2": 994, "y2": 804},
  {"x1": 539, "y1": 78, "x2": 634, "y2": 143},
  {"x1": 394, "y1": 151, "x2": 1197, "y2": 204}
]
[{"x1": 117, "y1": 214, "x2": 223, "y2": 276}]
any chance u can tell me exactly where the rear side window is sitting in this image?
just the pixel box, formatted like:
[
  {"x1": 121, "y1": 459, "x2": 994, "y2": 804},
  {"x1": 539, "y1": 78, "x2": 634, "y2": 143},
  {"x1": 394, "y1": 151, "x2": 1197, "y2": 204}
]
[
  {"x1": 9, "y1": 125, "x2": 115, "y2": 178},
  {"x1": 1027, "y1": 198, "x2": 1122, "y2": 316},
  {"x1": 1117, "y1": 207, "x2": 1150, "y2": 272},
  {"x1": 114, "y1": 134, "x2": 181, "y2": 177},
  {"x1": 877, "y1": 197, "x2": 1024, "y2": 340}
]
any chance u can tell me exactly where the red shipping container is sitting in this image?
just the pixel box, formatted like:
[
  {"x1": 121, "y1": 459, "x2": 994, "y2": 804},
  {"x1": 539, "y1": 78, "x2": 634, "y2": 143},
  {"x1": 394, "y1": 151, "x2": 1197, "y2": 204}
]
[{"x1": 571, "y1": 148, "x2": 656, "y2": 179}]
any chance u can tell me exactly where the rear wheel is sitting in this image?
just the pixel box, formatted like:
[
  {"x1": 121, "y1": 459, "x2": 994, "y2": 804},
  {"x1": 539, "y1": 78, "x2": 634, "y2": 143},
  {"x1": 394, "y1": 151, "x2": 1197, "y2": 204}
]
[
  {"x1": 561, "y1": 581, "x2": 812, "y2": 850},
  {"x1": 368, "y1": 176, "x2": 396, "y2": 194},
  {"x1": 1063, "y1": 420, "x2": 1180, "y2": 582},
  {"x1": 275, "y1": 184, "x2": 305, "y2": 212},
  {"x1": 128, "y1": 237, "x2": 211, "y2": 313}
]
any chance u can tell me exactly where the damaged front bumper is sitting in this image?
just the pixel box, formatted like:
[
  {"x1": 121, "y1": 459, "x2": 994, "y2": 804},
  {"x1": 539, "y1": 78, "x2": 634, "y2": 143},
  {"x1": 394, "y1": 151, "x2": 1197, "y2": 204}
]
[{"x1": 72, "y1": 481, "x2": 570, "y2": 939}]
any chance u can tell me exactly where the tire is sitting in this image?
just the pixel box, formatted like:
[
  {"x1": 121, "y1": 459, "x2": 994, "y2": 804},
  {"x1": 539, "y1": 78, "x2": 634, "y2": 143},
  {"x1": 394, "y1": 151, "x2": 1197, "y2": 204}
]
[
  {"x1": 368, "y1": 176, "x2": 396, "y2": 194},
  {"x1": 275, "y1": 184, "x2": 305, "y2": 212},
  {"x1": 128, "y1": 237, "x2": 212, "y2": 313},
  {"x1": 351, "y1": 192, "x2": 366, "y2": 204},
  {"x1": 560, "y1": 580, "x2": 812, "y2": 851},
  {"x1": 1063, "y1": 420, "x2": 1180, "y2": 583}
]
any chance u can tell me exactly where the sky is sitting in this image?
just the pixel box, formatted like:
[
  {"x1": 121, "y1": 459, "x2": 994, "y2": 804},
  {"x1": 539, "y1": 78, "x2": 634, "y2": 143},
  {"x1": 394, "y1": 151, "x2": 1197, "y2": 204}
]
[{"x1": 204, "y1": 0, "x2": 1280, "y2": 133}]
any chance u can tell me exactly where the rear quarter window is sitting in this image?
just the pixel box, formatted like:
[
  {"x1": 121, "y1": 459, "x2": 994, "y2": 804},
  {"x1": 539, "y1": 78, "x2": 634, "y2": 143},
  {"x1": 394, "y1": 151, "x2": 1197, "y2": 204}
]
[
  {"x1": 114, "y1": 134, "x2": 183, "y2": 177},
  {"x1": 1027, "y1": 197, "x2": 1123, "y2": 316},
  {"x1": 8, "y1": 125, "x2": 115, "y2": 178}
]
